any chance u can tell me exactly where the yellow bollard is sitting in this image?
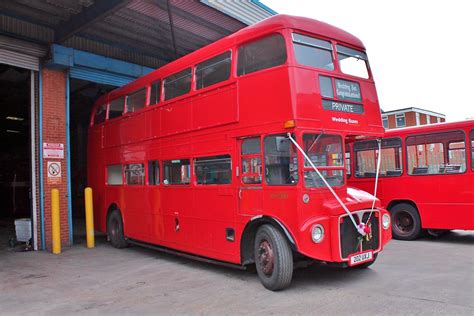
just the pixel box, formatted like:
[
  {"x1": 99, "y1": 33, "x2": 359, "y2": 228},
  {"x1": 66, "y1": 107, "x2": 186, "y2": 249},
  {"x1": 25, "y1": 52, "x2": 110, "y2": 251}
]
[
  {"x1": 51, "y1": 188, "x2": 61, "y2": 254},
  {"x1": 84, "y1": 187, "x2": 95, "y2": 248}
]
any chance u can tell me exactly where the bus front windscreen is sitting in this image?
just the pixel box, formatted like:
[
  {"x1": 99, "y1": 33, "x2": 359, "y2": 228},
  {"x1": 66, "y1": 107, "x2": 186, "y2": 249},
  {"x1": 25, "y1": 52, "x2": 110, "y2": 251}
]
[{"x1": 303, "y1": 134, "x2": 344, "y2": 187}]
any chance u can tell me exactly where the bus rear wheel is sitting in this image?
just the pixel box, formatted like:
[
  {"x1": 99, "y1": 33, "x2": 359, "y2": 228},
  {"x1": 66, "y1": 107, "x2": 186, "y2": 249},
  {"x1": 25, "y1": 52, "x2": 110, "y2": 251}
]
[
  {"x1": 390, "y1": 203, "x2": 422, "y2": 240},
  {"x1": 254, "y1": 224, "x2": 293, "y2": 291},
  {"x1": 107, "y1": 209, "x2": 128, "y2": 248}
]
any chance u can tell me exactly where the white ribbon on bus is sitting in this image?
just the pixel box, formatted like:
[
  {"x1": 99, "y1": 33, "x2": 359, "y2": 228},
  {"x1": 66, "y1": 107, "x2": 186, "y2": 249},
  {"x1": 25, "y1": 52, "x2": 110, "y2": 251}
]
[{"x1": 287, "y1": 133, "x2": 382, "y2": 236}]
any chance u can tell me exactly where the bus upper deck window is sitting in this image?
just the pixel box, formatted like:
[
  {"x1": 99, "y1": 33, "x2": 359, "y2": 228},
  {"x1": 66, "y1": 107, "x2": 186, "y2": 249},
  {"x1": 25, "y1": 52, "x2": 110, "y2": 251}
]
[
  {"x1": 237, "y1": 34, "x2": 287, "y2": 76},
  {"x1": 164, "y1": 68, "x2": 192, "y2": 101},
  {"x1": 150, "y1": 80, "x2": 161, "y2": 105},
  {"x1": 292, "y1": 33, "x2": 334, "y2": 70},
  {"x1": 94, "y1": 104, "x2": 106, "y2": 125},
  {"x1": 126, "y1": 88, "x2": 147, "y2": 113},
  {"x1": 196, "y1": 51, "x2": 231, "y2": 89},
  {"x1": 109, "y1": 97, "x2": 125, "y2": 119},
  {"x1": 336, "y1": 45, "x2": 369, "y2": 79}
]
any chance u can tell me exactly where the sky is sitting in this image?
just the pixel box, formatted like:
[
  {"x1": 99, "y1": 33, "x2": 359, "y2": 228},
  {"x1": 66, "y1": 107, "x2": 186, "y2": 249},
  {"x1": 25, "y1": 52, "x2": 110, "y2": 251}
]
[{"x1": 263, "y1": 0, "x2": 474, "y2": 122}]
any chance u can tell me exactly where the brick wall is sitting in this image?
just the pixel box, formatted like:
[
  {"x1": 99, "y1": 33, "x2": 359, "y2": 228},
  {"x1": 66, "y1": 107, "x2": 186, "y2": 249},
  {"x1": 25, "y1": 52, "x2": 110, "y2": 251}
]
[
  {"x1": 405, "y1": 112, "x2": 416, "y2": 127},
  {"x1": 388, "y1": 114, "x2": 396, "y2": 129},
  {"x1": 41, "y1": 68, "x2": 70, "y2": 250}
]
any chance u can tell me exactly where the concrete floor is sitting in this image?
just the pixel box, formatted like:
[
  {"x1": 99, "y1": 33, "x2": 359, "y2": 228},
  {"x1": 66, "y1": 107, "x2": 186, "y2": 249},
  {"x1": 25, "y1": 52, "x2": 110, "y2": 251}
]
[{"x1": 0, "y1": 226, "x2": 473, "y2": 315}]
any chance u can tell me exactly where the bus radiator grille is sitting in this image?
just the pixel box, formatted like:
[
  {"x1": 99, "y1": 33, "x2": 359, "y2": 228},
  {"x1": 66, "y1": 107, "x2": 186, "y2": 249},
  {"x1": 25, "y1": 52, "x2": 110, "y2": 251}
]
[{"x1": 339, "y1": 211, "x2": 380, "y2": 259}]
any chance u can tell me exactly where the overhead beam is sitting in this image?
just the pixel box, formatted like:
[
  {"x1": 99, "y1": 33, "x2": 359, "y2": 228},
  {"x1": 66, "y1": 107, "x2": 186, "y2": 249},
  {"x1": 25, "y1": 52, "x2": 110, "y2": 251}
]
[{"x1": 54, "y1": 0, "x2": 130, "y2": 43}]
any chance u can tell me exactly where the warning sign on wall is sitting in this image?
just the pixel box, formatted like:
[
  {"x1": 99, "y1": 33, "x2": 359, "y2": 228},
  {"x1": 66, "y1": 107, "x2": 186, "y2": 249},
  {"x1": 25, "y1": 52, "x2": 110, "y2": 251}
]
[
  {"x1": 47, "y1": 161, "x2": 61, "y2": 184},
  {"x1": 43, "y1": 143, "x2": 64, "y2": 159}
]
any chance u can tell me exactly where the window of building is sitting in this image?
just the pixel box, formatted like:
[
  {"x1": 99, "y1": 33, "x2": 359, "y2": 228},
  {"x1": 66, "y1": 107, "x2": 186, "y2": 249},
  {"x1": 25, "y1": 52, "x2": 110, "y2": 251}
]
[
  {"x1": 395, "y1": 113, "x2": 406, "y2": 128},
  {"x1": 107, "y1": 165, "x2": 123, "y2": 185},
  {"x1": 264, "y1": 135, "x2": 298, "y2": 185},
  {"x1": 126, "y1": 88, "x2": 147, "y2": 113},
  {"x1": 354, "y1": 138, "x2": 403, "y2": 177},
  {"x1": 195, "y1": 51, "x2": 231, "y2": 90},
  {"x1": 194, "y1": 155, "x2": 231, "y2": 185},
  {"x1": 148, "y1": 160, "x2": 160, "y2": 185},
  {"x1": 426, "y1": 115, "x2": 431, "y2": 124},
  {"x1": 94, "y1": 104, "x2": 106, "y2": 125},
  {"x1": 109, "y1": 97, "x2": 125, "y2": 119},
  {"x1": 382, "y1": 116, "x2": 388, "y2": 129},
  {"x1": 416, "y1": 112, "x2": 421, "y2": 125},
  {"x1": 125, "y1": 163, "x2": 145, "y2": 185},
  {"x1": 163, "y1": 159, "x2": 190, "y2": 184},
  {"x1": 237, "y1": 34, "x2": 287, "y2": 76},
  {"x1": 437, "y1": 117, "x2": 441, "y2": 123},
  {"x1": 241, "y1": 137, "x2": 262, "y2": 184},
  {"x1": 336, "y1": 45, "x2": 369, "y2": 79},
  {"x1": 164, "y1": 68, "x2": 192, "y2": 101},
  {"x1": 303, "y1": 134, "x2": 344, "y2": 187},
  {"x1": 150, "y1": 80, "x2": 161, "y2": 105},
  {"x1": 293, "y1": 33, "x2": 334, "y2": 70},
  {"x1": 406, "y1": 131, "x2": 466, "y2": 175}
]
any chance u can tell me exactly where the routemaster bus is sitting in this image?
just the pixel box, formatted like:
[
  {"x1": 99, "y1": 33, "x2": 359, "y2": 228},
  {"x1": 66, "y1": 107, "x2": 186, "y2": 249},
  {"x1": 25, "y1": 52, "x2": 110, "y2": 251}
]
[
  {"x1": 88, "y1": 15, "x2": 391, "y2": 290},
  {"x1": 347, "y1": 120, "x2": 474, "y2": 240}
]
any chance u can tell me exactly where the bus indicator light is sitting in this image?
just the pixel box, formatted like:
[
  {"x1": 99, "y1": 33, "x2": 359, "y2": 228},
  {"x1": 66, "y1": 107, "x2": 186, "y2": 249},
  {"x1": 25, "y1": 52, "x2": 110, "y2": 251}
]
[{"x1": 284, "y1": 120, "x2": 295, "y2": 129}]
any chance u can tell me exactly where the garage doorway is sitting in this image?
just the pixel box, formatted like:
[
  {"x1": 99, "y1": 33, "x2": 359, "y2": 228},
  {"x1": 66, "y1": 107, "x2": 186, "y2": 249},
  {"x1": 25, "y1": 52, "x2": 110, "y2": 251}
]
[
  {"x1": 69, "y1": 78, "x2": 115, "y2": 244},
  {"x1": 0, "y1": 64, "x2": 34, "y2": 250}
]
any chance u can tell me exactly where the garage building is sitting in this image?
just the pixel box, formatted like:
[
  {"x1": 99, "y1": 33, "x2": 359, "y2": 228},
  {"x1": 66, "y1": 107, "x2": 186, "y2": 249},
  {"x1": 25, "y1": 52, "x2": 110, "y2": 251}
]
[{"x1": 0, "y1": 0, "x2": 275, "y2": 251}]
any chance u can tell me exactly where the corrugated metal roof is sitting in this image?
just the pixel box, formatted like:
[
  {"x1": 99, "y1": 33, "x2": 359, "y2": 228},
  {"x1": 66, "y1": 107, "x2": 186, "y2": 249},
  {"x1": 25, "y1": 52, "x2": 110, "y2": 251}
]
[
  {"x1": 0, "y1": 0, "x2": 265, "y2": 68},
  {"x1": 201, "y1": 0, "x2": 275, "y2": 25}
]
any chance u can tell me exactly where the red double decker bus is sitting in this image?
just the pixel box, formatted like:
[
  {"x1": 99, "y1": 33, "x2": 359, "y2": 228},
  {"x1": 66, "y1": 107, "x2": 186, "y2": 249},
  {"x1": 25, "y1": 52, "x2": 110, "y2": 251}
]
[
  {"x1": 88, "y1": 15, "x2": 391, "y2": 290},
  {"x1": 347, "y1": 120, "x2": 474, "y2": 240}
]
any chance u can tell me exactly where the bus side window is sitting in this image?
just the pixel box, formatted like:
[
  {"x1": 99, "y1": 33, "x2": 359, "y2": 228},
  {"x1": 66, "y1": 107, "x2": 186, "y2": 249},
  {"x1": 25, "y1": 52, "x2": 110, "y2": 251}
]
[
  {"x1": 148, "y1": 160, "x2": 160, "y2": 185},
  {"x1": 264, "y1": 135, "x2": 298, "y2": 185},
  {"x1": 237, "y1": 33, "x2": 287, "y2": 76},
  {"x1": 471, "y1": 129, "x2": 474, "y2": 171},
  {"x1": 164, "y1": 68, "x2": 192, "y2": 101},
  {"x1": 109, "y1": 97, "x2": 125, "y2": 119},
  {"x1": 194, "y1": 155, "x2": 231, "y2": 185},
  {"x1": 163, "y1": 159, "x2": 191, "y2": 185},
  {"x1": 94, "y1": 104, "x2": 106, "y2": 125},
  {"x1": 406, "y1": 131, "x2": 466, "y2": 175},
  {"x1": 126, "y1": 88, "x2": 147, "y2": 113},
  {"x1": 345, "y1": 144, "x2": 351, "y2": 177},
  {"x1": 241, "y1": 138, "x2": 262, "y2": 184},
  {"x1": 150, "y1": 80, "x2": 161, "y2": 106},
  {"x1": 354, "y1": 138, "x2": 402, "y2": 177},
  {"x1": 107, "y1": 165, "x2": 123, "y2": 185},
  {"x1": 195, "y1": 51, "x2": 231, "y2": 90},
  {"x1": 125, "y1": 163, "x2": 145, "y2": 185}
]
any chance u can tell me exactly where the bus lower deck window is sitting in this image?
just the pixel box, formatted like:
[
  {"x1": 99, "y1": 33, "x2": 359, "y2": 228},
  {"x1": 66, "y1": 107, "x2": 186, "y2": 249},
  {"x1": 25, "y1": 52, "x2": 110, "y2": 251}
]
[
  {"x1": 125, "y1": 164, "x2": 145, "y2": 185},
  {"x1": 163, "y1": 159, "x2": 190, "y2": 184},
  {"x1": 354, "y1": 138, "x2": 403, "y2": 177},
  {"x1": 264, "y1": 135, "x2": 298, "y2": 185},
  {"x1": 148, "y1": 160, "x2": 160, "y2": 185},
  {"x1": 194, "y1": 155, "x2": 231, "y2": 185},
  {"x1": 107, "y1": 165, "x2": 123, "y2": 185}
]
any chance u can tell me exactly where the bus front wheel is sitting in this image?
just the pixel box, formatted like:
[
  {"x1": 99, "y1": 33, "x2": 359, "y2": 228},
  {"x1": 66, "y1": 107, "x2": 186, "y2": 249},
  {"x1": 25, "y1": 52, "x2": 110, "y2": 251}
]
[
  {"x1": 390, "y1": 203, "x2": 422, "y2": 240},
  {"x1": 254, "y1": 224, "x2": 293, "y2": 291},
  {"x1": 107, "y1": 209, "x2": 128, "y2": 248}
]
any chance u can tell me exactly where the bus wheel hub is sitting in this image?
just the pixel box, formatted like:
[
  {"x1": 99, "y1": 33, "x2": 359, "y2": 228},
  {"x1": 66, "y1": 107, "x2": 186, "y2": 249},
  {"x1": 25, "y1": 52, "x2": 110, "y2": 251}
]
[{"x1": 258, "y1": 240, "x2": 274, "y2": 276}]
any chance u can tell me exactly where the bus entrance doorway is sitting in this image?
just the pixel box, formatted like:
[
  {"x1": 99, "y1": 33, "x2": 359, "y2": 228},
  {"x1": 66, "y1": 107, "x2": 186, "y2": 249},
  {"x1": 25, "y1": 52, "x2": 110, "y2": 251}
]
[
  {"x1": 69, "y1": 78, "x2": 114, "y2": 243},
  {"x1": 0, "y1": 64, "x2": 33, "y2": 250}
]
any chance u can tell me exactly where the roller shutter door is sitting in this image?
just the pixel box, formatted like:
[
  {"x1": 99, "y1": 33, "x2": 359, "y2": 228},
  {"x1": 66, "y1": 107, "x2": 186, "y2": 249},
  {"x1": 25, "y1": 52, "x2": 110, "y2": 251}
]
[{"x1": 0, "y1": 36, "x2": 46, "y2": 71}]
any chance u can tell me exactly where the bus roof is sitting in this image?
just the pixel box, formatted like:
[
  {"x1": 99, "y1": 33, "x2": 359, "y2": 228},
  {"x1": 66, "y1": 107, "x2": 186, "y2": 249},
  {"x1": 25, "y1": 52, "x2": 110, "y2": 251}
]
[
  {"x1": 97, "y1": 14, "x2": 366, "y2": 105},
  {"x1": 385, "y1": 119, "x2": 474, "y2": 136}
]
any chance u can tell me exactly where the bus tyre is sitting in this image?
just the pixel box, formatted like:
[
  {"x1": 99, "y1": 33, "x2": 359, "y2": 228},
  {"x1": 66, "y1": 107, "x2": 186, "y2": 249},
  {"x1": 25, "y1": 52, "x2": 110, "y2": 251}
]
[
  {"x1": 254, "y1": 224, "x2": 293, "y2": 291},
  {"x1": 107, "y1": 210, "x2": 128, "y2": 248},
  {"x1": 390, "y1": 203, "x2": 421, "y2": 240}
]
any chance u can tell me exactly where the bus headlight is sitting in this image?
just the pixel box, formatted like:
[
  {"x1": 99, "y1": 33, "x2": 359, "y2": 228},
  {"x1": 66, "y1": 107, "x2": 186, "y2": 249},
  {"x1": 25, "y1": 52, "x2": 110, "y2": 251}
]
[
  {"x1": 382, "y1": 214, "x2": 390, "y2": 230},
  {"x1": 311, "y1": 224, "x2": 324, "y2": 243}
]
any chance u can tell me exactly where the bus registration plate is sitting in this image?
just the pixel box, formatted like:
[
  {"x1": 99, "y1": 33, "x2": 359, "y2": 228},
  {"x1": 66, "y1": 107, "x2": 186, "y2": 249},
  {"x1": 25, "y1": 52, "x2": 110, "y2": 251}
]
[{"x1": 349, "y1": 251, "x2": 373, "y2": 266}]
